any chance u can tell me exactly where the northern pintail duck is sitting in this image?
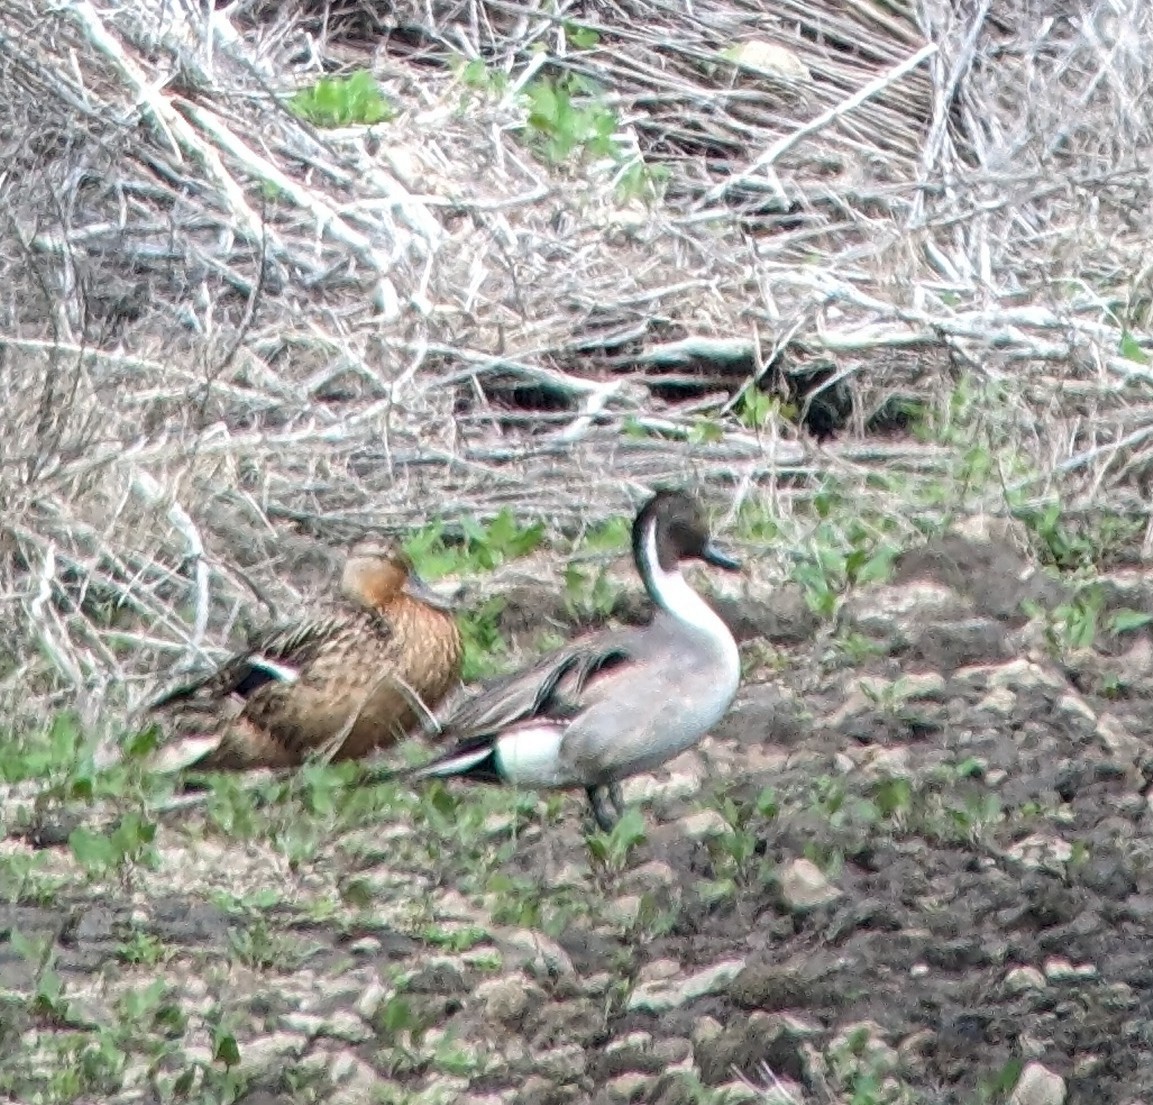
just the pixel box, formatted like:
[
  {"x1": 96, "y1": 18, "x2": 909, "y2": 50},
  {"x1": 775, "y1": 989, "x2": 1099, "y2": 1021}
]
[
  {"x1": 149, "y1": 538, "x2": 463, "y2": 772},
  {"x1": 397, "y1": 491, "x2": 742, "y2": 829}
]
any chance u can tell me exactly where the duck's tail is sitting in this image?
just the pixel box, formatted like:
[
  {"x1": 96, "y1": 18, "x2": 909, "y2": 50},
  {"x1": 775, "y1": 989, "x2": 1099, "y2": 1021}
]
[
  {"x1": 405, "y1": 733, "x2": 504, "y2": 783},
  {"x1": 354, "y1": 734, "x2": 501, "y2": 788}
]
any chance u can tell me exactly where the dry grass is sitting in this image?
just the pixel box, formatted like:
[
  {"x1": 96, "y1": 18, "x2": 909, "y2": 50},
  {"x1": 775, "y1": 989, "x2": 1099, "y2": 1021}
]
[{"x1": 0, "y1": 0, "x2": 1151, "y2": 738}]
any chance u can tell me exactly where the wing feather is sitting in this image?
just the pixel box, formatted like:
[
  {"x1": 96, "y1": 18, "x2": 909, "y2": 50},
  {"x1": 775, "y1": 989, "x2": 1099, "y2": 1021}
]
[
  {"x1": 147, "y1": 614, "x2": 358, "y2": 712},
  {"x1": 441, "y1": 635, "x2": 632, "y2": 739}
]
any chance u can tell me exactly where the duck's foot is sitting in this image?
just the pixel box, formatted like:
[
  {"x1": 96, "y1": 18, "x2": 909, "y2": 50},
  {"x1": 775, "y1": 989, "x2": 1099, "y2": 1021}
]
[{"x1": 586, "y1": 785, "x2": 619, "y2": 832}]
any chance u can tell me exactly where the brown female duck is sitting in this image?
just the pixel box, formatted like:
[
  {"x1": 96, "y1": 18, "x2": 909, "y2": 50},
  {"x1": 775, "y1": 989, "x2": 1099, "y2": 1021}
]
[{"x1": 149, "y1": 538, "x2": 463, "y2": 771}]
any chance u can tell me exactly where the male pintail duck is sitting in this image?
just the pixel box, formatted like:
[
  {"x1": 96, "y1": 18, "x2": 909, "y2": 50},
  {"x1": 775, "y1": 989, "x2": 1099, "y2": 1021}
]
[
  {"x1": 395, "y1": 490, "x2": 742, "y2": 829},
  {"x1": 148, "y1": 537, "x2": 463, "y2": 772}
]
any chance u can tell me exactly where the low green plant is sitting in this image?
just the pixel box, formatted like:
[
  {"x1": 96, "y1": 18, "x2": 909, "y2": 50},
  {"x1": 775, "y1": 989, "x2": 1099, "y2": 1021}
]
[
  {"x1": 10, "y1": 929, "x2": 69, "y2": 1022},
  {"x1": 405, "y1": 507, "x2": 545, "y2": 579},
  {"x1": 789, "y1": 496, "x2": 898, "y2": 621},
  {"x1": 736, "y1": 388, "x2": 776, "y2": 430},
  {"x1": 586, "y1": 806, "x2": 647, "y2": 875},
  {"x1": 523, "y1": 72, "x2": 618, "y2": 164},
  {"x1": 459, "y1": 596, "x2": 510, "y2": 681},
  {"x1": 68, "y1": 811, "x2": 158, "y2": 880},
  {"x1": 289, "y1": 70, "x2": 392, "y2": 127},
  {"x1": 563, "y1": 562, "x2": 618, "y2": 620},
  {"x1": 1025, "y1": 585, "x2": 1103, "y2": 655},
  {"x1": 115, "y1": 931, "x2": 170, "y2": 967},
  {"x1": 614, "y1": 156, "x2": 669, "y2": 205},
  {"x1": 457, "y1": 58, "x2": 510, "y2": 97},
  {"x1": 1013, "y1": 499, "x2": 1142, "y2": 572}
]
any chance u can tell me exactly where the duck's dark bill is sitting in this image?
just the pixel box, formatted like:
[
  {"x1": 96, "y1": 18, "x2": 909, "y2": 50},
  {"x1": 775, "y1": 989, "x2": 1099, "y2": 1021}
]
[{"x1": 700, "y1": 541, "x2": 742, "y2": 570}]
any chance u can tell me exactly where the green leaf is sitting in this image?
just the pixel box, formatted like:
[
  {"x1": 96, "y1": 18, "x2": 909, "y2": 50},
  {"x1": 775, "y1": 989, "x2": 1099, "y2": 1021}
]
[
  {"x1": 461, "y1": 59, "x2": 487, "y2": 86},
  {"x1": 854, "y1": 545, "x2": 897, "y2": 586},
  {"x1": 608, "y1": 807, "x2": 647, "y2": 852},
  {"x1": 755, "y1": 786, "x2": 780, "y2": 819},
  {"x1": 1109, "y1": 608, "x2": 1153, "y2": 633},
  {"x1": 68, "y1": 827, "x2": 117, "y2": 872},
  {"x1": 1120, "y1": 331, "x2": 1150, "y2": 364},
  {"x1": 10, "y1": 929, "x2": 46, "y2": 963},
  {"x1": 527, "y1": 81, "x2": 559, "y2": 128},
  {"x1": 213, "y1": 1031, "x2": 240, "y2": 1067},
  {"x1": 289, "y1": 70, "x2": 393, "y2": 128},
  {"x1": 567, "y1": 23, "x2": 600, "y2": 48}
]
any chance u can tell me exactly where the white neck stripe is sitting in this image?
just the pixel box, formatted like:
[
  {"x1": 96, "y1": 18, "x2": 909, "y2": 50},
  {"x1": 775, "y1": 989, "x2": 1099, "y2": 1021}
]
[{"x1": 641, "y1": 517, "x2": 732, "y2": 641}]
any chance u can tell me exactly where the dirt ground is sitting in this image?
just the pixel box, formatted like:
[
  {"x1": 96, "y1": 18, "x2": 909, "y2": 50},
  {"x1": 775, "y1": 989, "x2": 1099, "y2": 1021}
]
[{"x1": 3, "y1": 533, "x2": 1153, "y2": 1105}]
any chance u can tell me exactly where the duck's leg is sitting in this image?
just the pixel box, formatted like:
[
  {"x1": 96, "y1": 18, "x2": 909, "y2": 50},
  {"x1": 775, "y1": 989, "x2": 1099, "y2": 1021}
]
[{"x1": 586, "y1": 785, "x2": 618, "y2": 832}]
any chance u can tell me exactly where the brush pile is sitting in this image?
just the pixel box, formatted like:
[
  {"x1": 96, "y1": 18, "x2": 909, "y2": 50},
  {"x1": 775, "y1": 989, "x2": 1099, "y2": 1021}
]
[{"x1": 0, "y1": 0, "x2": 1151, "y2": 734}]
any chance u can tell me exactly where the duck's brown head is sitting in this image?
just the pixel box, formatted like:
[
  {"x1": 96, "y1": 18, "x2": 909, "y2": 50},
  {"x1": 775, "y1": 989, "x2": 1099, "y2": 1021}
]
[
  {"x1": 342, "y1": 538, "x2": 453, "y2": 613},
  {"x1": 631, "y1": 490, "x2": 742, "y2": 576}
]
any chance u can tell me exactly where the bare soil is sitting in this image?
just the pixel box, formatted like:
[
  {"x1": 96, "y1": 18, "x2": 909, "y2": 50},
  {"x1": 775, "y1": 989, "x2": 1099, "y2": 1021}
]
[{"x1": 3, "y1": 535, "x2": 1153, "y2": 1105}]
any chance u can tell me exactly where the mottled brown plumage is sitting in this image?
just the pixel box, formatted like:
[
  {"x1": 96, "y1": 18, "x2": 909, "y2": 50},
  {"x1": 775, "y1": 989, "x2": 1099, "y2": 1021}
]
[{"x1": 149, "y1": 538, "x2": 463, "y2": 771}]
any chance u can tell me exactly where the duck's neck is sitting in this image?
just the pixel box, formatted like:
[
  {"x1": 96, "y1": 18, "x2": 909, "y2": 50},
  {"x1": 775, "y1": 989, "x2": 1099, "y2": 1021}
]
[{"x1": 640, "y1": 520, "x2": 732, "y2": 643}]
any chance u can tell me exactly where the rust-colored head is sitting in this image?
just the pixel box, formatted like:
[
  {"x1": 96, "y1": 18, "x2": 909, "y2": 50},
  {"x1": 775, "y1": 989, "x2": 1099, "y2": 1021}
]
[{"x1": 341, "y1": 537, "x2": 452, "y2": 613}]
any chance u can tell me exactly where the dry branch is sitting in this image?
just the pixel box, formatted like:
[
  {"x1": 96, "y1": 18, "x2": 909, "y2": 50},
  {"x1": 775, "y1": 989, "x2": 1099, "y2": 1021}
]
[{"x1": 0, "y1": 0, "x2": 1150, "y2": 751}]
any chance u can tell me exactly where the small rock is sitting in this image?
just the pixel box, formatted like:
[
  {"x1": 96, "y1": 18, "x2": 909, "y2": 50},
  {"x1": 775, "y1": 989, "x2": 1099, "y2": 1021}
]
[
  {"x1": 1007, "y1": 834, "x2": 1073, "y2": 869},
  {"x1": 327, "y1": 1053, "x2": 380, "y2": 1105},
  {"x1": 536, "y1": 1043, "x2": 588, "y2": 1081},
  {"x1": 624, "y1": 861, "x2": 678, "y2": 891},
  {"x1": 638, "y1": 958, "x2": 682, "y2": 984},
  {"x1": 280, "y1": 1012, "x2": 325, "y2": 1037},
  {"x1": 321, "y1": 1010, "x2": 371, "y2": 1044},
  {"x1": 897, "y1": 1029, "x2": 935, "y2": 1074},
  {"x1": 726, "y1": 39, "x2": 812, "y2": 83},
  {"x1": 500, "y1": 930, "x2": 575, "y2": 980},
  {"x1": 475, "y1": 976, "x2": 531, "y2": 1024},
  {"x1": 583, "y1": 972, "x2": 613, "y2": 996},
  {"x1": 607, "y1": 1031, "x2": 652, "y2": 1053},
  {"x1": 623, "y1": 771, "x2": 703, "y2": 803},
  {"x1": 514, "y1": 1075, "x2": 567, "y2": 1105},
  {"x1": 1005, "y1": 967, "x2": 1046, "y2": 993},
  {"x1": 239, "y1": 1032, "x2": 306, "y2": 1074},
  {"x1": 1096, "y1": 713, "x2": 1141, "y2": 760},
  {"x1": 608, "y1": 895, "x2": 643, "y2": 927},
  {"x1": 606, "y1": 1072, "x2": 652, "y2": 1100},
  {"x1": 652, "y1": 1036, "x2": 692, "y2": 1065},
  {"x1": 691, "y1": 1016, "x2": 724, "y2": 1047},
  {"x1": 1056, "y1": 692, "x2": 1097, "y2": 727},
  {"x1": 986, "y1": 658, "x2": 1066, "y2": 692},
  {"x1": 847, "y1": 581, "x2": 964, "y2": 624},
  {"x1": 779, "y1": 858, "x2": 840, "y2": 912},
  {"x1": 355, "y1": 981, "x2": 387, "y2": 1021},
  {"x1": 679, "y1": 810, "x2": 729, "y2": 839},
  {"x1": 894, "y1": 673, "x2": 949, "y2": 700},
  {"x1": 1044, "y1": 958, "x2": 1097, "y2": 982},
  {"x1": 861, "y1": 746, "x2": 912, "y2": 778},
  {"x1": 347, "y1": 936, "x2": 382, "y2": 956},
  {"x1": 628, "y1": 958, "x2": 746, "y2": 1013},
  {"x1": 1009, "y1": 1061, "x2": 1066, "y2": 1105},
  {"x1": 976, "y1": 687, "x2": 1017, "y2": 716}
]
